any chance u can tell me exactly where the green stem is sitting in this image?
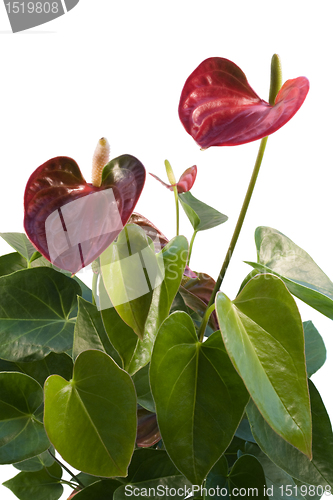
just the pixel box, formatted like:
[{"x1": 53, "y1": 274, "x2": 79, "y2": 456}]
[
  {"x1": 198, "y1": 303, "x2": 216, "y2": 342},
  {"x1": 206, "y1": 136, "x2": 269, "y2": 310},
  {"x1": 188, "y1": 230, "x2": 197, "y2": 266},
  {"x1": 47, "y1": 450, "x2": 85, "y2": 488},
  {"x1": 92, "y1": 272, "x2": 98, "y2": 306},
  {"x1": 172, "y1": 185, "x2": 180, "y2": 236}
]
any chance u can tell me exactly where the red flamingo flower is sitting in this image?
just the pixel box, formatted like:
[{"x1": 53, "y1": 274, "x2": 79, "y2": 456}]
[{"x1": 179, "y1": 57, "x2": 309, "y2": 149}]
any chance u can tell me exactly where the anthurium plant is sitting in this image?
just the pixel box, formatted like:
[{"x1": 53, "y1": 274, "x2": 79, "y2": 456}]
[{"x1": 1, "y1": 55, "x2": 332, "y2": 500}]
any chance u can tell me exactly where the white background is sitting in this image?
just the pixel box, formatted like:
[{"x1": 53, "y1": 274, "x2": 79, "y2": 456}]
[{"x1": 0, "y1": 1, "x2": 332, "y2": 498}]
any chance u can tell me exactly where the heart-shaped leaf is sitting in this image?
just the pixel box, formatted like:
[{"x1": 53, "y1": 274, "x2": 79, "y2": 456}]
[
  {"x1": 100, "y1": 224, "x2": 160, "y2": 339},
  {"x1": 0, "y1": 352, "x2": 73, "y2": 387},
  {"x1": 0, "y1": 232, "x2": 38, "y2": 261},
  {"x1": 205, "y1": 454, "x2": 268, "y2": 499},
  {"x1": 246, "y1": 226, "x2": 333, "y2": 320},
  {"x1": 150, "y1": 312, "x2": 249, "y2": 485},
  {"x1": 100, "y1": 235, "x2": 187, "y2": 374},
  {"x1": 44, "y1": 349, "x2": 137, "y2": 477},
  {"x1": 244, "y1": 442, "x2": 323, "y2": 500},
  {"x1": 73, "y1": 296, "x2": 122, "y2": 365},
  {"x1": 303, "y1": 321, "x2": 326, "y2": 377},
  {"x1": 3, "y1": 462, "x2": 63, "y2": 500},
  {"x1": 247, "y1": 379, "x2": 333, "y2": 488},
  {"x1": 132, "y1": 364, "x2": 155, "y2": 412},
  {"x1": 0, "y1": 372, "x2": 50, "y2": 464},
  {"x1": 13, "y1": 447, "x2": 55, "y2": 472},
  {"x1": 179, "y1": 57, "x2": 309, "y2": 148},
  {"x1": 24, "y1": 155, "x2": 145, "y2": 274},
  {"x1": 114, "y1": 476, "x2": 192, "y2": 500},
  {"x1": 0, "y1": 252, "x2": 27, "y2": 277},
  {"x1": 215, "y1": 274, "x2": 312, "y2": 458},
  {"x1": 127, "y1": 448, "x2": 179, "y2": 482},
  {"x1": 68, "y1": 479, "x2": 122, "y2": 499},
  {"x1": 178, "y1": 192, "x2": 228, "y2": 232},
  {"x1": 0, "y1": 267, "x2": 81, "y2": 362}
]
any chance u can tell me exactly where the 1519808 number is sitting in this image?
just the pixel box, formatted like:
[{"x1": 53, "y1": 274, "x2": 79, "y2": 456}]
[{"x1": 5, "y1": 2, "x2": 59, "y2": 14}]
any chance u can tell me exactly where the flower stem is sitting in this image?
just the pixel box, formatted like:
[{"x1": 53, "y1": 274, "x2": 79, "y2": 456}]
[
  {"x1": 205, "y1": 136, "x2": 269, "y2": 310},
  {"x1": 165, "y1": 160, "x2": 179, "y2": 236},
  {"x1": 47, "y1": 449, "x2": 85, "y2": 488},
  {"x1": 187, "y1": 230, "x2": 197, "y2": 265},
  {"x1": 198, "y1": 303, "x2": 216, "y2": 342},
  {"x1": 172, "y1": 185, "x2": 180, "y2": 236}
]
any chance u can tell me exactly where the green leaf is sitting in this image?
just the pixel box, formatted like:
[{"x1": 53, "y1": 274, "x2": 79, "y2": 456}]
[
  {"x1": 246, "y1": 226, "x2": 333, "y2": 319},
  {"x1": 205, "y1": 454, "x2": 268, "y2": 499},
  {"x1": 0, "y1": 268, "x2": 81, "y2": 362},
  {"x1": 99, "y1": 280, "x2": 138, "y2": 371},
  {"x1": 13, "y1": 447, "x2": 55, "y2": 472},
  {"x1": 215, "y1": 274, "x2": 312, "y2": 457},
  {"x1": 0, "y1": 352, "x2": 73, "y2": 387},
  {"x1": 178, "y1": 192, "x2": 228, "y2": 231},
  {"x1": 303, "y1": 321, "x2": 326, "y2": 377},
  {"x1": 3, "y1": 462, "x2": 63, "y2": 500},
  {"x1": 101, "y1": 235, "x2": 188, "y2": 375},
  {"x1": 0, "y1": 232, "x2": 37, "y2": 261},
  {"x1": 100, "y1": 224, "x2": 158, "y2": 339},
  {"x1": 114, "y1": 476, "x2": 193, "y2": 500},
  {"x1": 126, "y1": 448, "x2": 179, "y2": 482},
  {"x1": 244, "y1": 442, "x2": 322, "y2": 500},
  {"x1": 0, "y1": 252, "x2": 27, "y2": 277},
  {"x1": 235, "y1": 417, "x2": 256, "y2": 443},
  {"x1": 70, "y1": 479, "x2": 122, "y2": 499},
  {"x1": 150, "y1": 312, "x2": 249, "y2": 485},
  {"x1": 132, "y1": 364, "x2": 155, "y2": 412},
  {"x1": 247, "y1": 379, "x2": 333, "y2": 487},
  {"x1": 73, "y1": 296, "x2": 122, "y2": 365},
  {"x1": 44, "y1": 349, "x2": 137, "y2": 477},
  {"x1": 0, "y1": 372, "x2": 50, "y2": 464}
]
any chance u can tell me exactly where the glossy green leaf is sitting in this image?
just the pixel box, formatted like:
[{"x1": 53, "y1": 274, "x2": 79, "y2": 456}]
[
  {"x1": 0, "y1": 252, "x2": 27, "y2": 277},
  {"x1": 235, "y1": 417, "x2": 256, "y2": 443},
  {"x1": 28, "y1": 253, "x2": 93, "y2": 303},
  {"x1": 246, "y1": 379, "x2": 333, "y2": 487},
  {"x1": 127, "y1": 449, "x2": 179, "y2": 482},
  {"x1": 216, "y1": 274, "x2": 312, "y2": 457},
  {"x1": 205, "y1": 454, "x2": 268, "y2": 499},
  {"x1": 0, "y1": 352, "x2": 73, "y2": 387},
  {"x1": 303, "y1": 321, "x2": 326, "y2": 377},
  {"x1": 44, "y1": 349, "x2": 137, "y2": 477},
  {"x1": 0, "y1": 232, "x2": 37, "y2": 261},
  {"x1": 101, "y1": 235, "x2": 187, "y2": 375},
  {"x1": 178, "y1": 192, "x2": 228, "y2": 231},
  {"x1": 13, "y1": 447, "x2": 55, "y2": 472},
  {"x1": 114, "y1": 476, "x2": 192, "y2": 500},
  {"x1": 246, "y1": 226, "x2": 333, "y2": 319},
  {"x1": 150, "y1": 312, "x2": 249, "y2": 485},
  {"x1": 99, "y1": 280, "x2": 138, "y2": 371},
  {"x1": 3, "y1": 462, "x2": 62, "y2": 500},
  {"x1": 0, "y1": 268, "x2": 81, "y2": 362},
  {"x1": 204, "y1": 454, "x2": 229, "y2": 498},
  {"x1": 73, "y1": 296, "x2": 121, "y2": 365},
  {"x1": 244, "y1": 442, "x2": 322, "y2": 500},
  {"x1": 132, "y1": 364, "x2": 155, "y2": 412},
  {"x1": 69, "y1": 479, "x2": 122, "y2": 499},
  {"x1": 100, "y1": 224, "x2": 158, "y2": 339},
  {"x1": 0, "y1": 372, "x2": 50, "y2": 464}
]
